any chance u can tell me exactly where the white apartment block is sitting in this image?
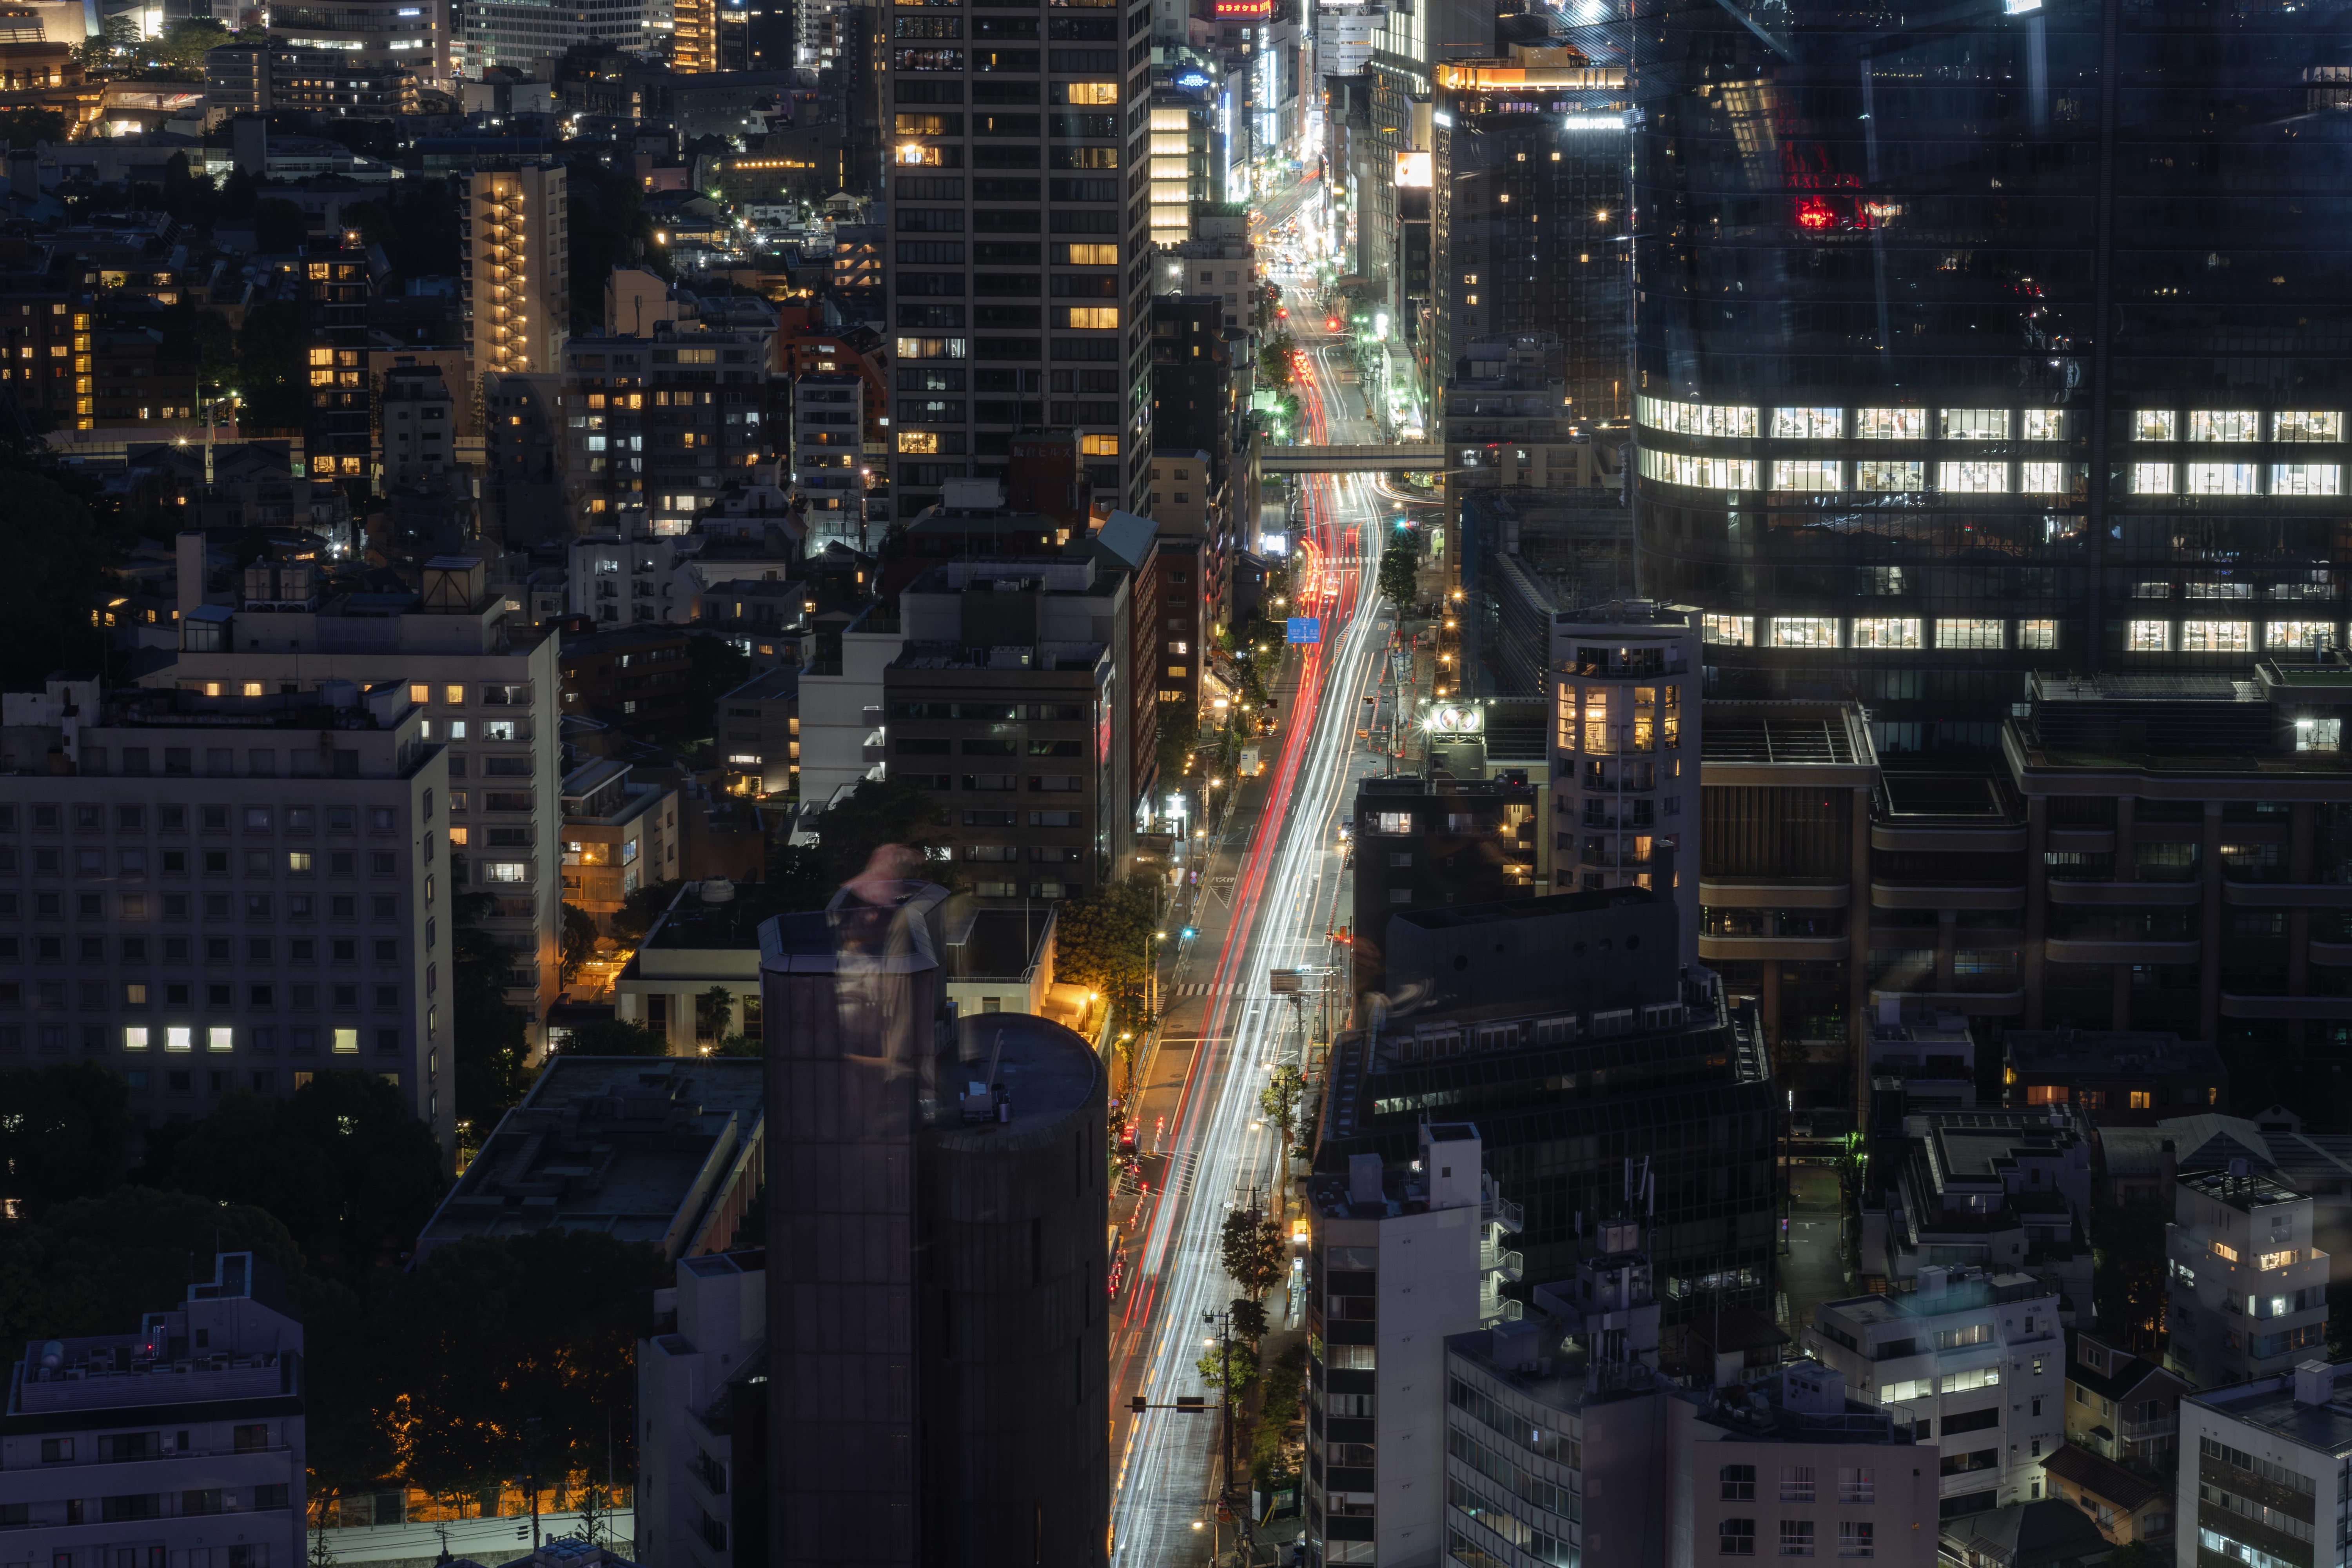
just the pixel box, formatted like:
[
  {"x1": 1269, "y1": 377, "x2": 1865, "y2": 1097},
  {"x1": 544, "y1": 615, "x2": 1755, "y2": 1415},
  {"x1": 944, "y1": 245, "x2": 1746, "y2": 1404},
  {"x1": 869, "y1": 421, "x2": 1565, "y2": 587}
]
[
  {"x1": 1306, "y1": 1123, "x2": 1520, "y2": 1564},
  {"x1": 1406, "y1": 1205, "x2": 1939, "y2": 1568},
  {"x1": 793, "y1": 605, "x2": 902, "y2": 809},
  {"x1": 637, "y1": 1250, "x2": 764, "y2": 1568},
  {"x1": 2167, "y1": 1164, "x2": 2331, "y2": 1392},
  {"x1": 1804, "y1": 1267, "x2": 2065, "y2": 1522},
  {"x1": 2180, "y1": 1359, "x2": 2352, "y2": 1568},
  {"x1": 0, "y1": 1252, "x2": 305, "y2": 1568},
  {"x1": 156, "y1": 540, "x2": 564, "y2": 1047},
  {"x1": 0, "y1": 673, "x2": 452, "y2": 1148}
]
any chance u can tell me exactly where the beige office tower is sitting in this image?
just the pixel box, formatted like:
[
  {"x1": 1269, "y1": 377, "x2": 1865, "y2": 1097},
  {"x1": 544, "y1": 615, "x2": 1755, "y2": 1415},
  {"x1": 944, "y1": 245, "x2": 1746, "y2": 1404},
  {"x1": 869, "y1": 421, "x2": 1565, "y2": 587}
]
[{"x1": 461, "y1": 164, "x2": 572, "y2": 381}]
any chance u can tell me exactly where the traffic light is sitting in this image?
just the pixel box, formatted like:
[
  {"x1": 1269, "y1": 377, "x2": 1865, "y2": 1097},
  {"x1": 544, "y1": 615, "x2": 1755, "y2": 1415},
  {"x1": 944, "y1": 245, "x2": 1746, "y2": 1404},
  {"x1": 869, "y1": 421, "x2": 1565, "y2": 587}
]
[{"x1": 1130, "y1": 1395, "x2": 1148, "y2": 1413}]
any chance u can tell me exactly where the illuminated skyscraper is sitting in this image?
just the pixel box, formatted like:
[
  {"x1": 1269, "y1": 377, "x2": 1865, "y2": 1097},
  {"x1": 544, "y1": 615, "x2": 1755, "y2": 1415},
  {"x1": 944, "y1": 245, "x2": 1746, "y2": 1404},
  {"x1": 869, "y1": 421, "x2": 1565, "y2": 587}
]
[
  {"x1": 1605, "y1": 0, "x2": 2352, "y2": 756},
  {"x1": 881, "y1": 0, "x2": 1152, "y2": 519}
]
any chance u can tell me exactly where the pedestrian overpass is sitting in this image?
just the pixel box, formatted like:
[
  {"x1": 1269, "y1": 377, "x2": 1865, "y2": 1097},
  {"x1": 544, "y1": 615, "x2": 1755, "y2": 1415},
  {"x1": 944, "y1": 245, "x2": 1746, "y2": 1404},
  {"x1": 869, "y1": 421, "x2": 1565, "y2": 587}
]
[{"x1": 1257, "y1": 444, "x2": 1446, "y2": 474}]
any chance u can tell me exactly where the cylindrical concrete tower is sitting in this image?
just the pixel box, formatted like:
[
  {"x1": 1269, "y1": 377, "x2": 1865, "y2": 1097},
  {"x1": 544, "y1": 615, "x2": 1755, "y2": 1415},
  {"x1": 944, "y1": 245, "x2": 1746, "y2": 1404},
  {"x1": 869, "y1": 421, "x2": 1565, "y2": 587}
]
[{"x1": 919, "y1": 1013, "x2": 1109, "y2": 1568}]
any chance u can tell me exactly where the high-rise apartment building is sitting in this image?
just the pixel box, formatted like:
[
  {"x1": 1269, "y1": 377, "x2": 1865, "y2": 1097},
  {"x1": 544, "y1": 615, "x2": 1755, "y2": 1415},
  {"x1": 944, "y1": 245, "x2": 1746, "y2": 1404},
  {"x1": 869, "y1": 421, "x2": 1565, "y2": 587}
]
[
  {"x1": 2166, "y1": 1166, "x2": 2330, "y2": 1390},
  {"x1": 881, "y1": 0, "x2": 1154, "y2": 520},
  {"x1": 884, "y1": 557, "x2": 1131, "y2": 902},
  {"x1": 0, "y1": 671, "x2": 454, "y2": 1146},
  {"x1": 1548, "y1": 602, "x2": 1699, "y2": 958},
  {"x1": 460, "y1": 164, "x2": 570, "y2": 384},
  {"x1": 563, "y1": 329, "x2": 774, "y2": 535},
  {"x1": 158, "y1": 543, "x2": 566, "y2": 1054},
  {"x1": 1617, "y1": 3, "x2": 2352, "y2": 755},
  {"x1": 2181, "y1": 1360, "x2": 2352, "y2": 1568}
]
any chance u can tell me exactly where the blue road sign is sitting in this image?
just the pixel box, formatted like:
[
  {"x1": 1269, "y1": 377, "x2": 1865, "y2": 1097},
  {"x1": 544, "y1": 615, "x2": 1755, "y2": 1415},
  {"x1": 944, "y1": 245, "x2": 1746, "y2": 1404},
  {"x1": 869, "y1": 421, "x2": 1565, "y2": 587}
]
[{"x1": 1286, "y1": 617, "x2": 1323, "y2": 644}]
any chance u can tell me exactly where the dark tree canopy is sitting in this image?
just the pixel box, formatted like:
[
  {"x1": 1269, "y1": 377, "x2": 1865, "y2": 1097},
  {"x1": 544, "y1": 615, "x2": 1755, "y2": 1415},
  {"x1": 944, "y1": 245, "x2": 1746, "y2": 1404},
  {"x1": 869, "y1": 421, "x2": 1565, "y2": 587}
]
[
  {"x1": 136, "y1": 1072, "x2": 448, "y2": 1285},
  {"x1": 0, "y1": 1063, "x2": 129, "y2": 1220}
]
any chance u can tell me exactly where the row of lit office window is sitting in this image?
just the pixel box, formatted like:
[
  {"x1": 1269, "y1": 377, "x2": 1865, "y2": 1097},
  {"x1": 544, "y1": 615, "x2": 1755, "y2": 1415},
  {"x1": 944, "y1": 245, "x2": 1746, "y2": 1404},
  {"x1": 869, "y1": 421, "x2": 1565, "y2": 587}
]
[
  {"x1": 1637, "y1": 399, "x2": 2345, "y2": 444},
  {"x1": 1640, "y1": 449, "x2": 2346, "y2": 497},
  {"x1": 1700, "y1": 615, "x2": 2338, "y2": 653}
]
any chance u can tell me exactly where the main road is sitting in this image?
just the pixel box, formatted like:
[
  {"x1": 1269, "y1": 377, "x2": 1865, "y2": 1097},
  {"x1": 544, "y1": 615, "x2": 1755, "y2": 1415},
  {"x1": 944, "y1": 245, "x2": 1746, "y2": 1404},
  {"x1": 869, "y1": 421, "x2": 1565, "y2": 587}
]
[{"x1": 1107, "y1": 296, "x2": 1396, "y2": 1562}]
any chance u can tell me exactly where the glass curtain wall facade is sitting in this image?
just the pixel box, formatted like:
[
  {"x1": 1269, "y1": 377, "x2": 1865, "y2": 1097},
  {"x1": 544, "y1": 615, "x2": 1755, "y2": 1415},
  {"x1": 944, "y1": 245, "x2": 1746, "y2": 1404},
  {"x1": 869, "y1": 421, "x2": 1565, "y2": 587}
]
[
  {"x1": 884, "y1": 0, "x2": 1155, "y2": 518},
  {"x1": 1607, "y1": 0, "x2": 2352, "y2": 757}
]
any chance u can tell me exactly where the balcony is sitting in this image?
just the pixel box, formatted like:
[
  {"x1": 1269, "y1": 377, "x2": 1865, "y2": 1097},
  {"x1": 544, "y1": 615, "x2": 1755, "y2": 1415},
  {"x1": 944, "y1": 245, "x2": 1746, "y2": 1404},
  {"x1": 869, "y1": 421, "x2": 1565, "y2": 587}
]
[
  {"x1": 1870, "y1": 882, "x2": 2026, "y2": 911},
  {"x1": 2116, "y1": 1409, "x2": 2177, "y2": 1444},
  {"x1": 2221, "y1": 993, "x2": 2352, "y2": 1021},
  {"x1": 2044, "y1": 937, "x2": 2202, "y2": 965},
  {"x1": 2045, "y1": 879, "x2": 2201, "y2": 907},
  {"x1": 1700, "y1": 877, "x2": 1850, "y2": 908},
  {"x1": 2223, "y1": 881, "x2": 2352, "y2": 908}
]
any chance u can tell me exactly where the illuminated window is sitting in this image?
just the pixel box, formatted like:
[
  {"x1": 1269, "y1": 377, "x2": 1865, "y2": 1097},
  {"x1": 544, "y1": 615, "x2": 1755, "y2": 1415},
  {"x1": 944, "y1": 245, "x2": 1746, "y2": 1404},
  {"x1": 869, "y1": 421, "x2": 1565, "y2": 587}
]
[
  {"x1": 1770, "y1": 459, "x2": 1840, "y2": 492},
  {"x1": 2131, "y1": 462, "x2": 2174, "y2": 494},
  {"x1": 898, "y1": 430, "x2": 940, "y2": 454},
  {"x1": 1850, "y1": 618, "x2": 1920, "y2": 650},
  {"x1": 1855, "y1": 408, "x2": 1925, "y2": 440},
  {"x1": 2269, "y1": 621, "x2": 2334, "y2": 650},
  {"x1": 307, "y1": 347, "x2": 334, "y2": 366},
  {"x1": 123, "y1": 1025, "x2": 149, "y2": 1051},
  {"x1": 1938, "y1": 461, "x2": 2007, "y2": 494},
  {"x1": 1701, "y1": 613, "x2": 1754, "y2": 647},
  {"x1": 333, "y1": 1028, "x2": 359, "y2": 1054},
  {"x1": 1931, "y1": 618, "x2": 2003, "y2": 650},
  {"x1": 2018, "y1": 619, "x2": 2058, "y2": 650},
  {"x1": 1079, "y1": 434, "x2": 1119, "y2": 456},
  {"x1": 2181, "y1": 620, "x2": 2252, "y2": 653},
  {"x1": 1769, "y1": 617, "x2": 1840, "y2": 650},
  {"x1": 408, "y1": 683, "x2": 430, "y2": 704},
  {"x1": 2274, "y1": 410, "x2": 2342, "y2": 442},
  {"x1": 444, "y1": 685, "x2": 465, "y2": 706},
  {"x1": 448, "y1": 826, "x2": 469, "y2": 847},
  {"x1": 2128, "y1": 620, "x2": 2171, "y2": 652},
  {"x1": 2021, "y1": 409, "x2": 2063, "y2": 440},
  {"x1": 1853, "y1": 460, "x2": 1923, "y2": 492},
  {"x1": 1065, "y1": 307, "x2": 1120, "y2": 330},
  {"x1": 2018, "y1": 462, "x2": 2068, "y2": 494},
  {"x1": 2134, "y1": 410, "x2": 2177, "y2": 441},
  {"x1": 1062, "y1": 81, "x2": 1117, "y2": 103},
  {"x1": 239, "y1": 682, "x2": 263, "y2": 698},
  {"x1": 485, "y1": 861, "x2": 528, "y2": 883},
  {"x1": 2272, "y1": 465, "x2": 2341, "y2": 496},
  {"x1": 1939, "y1": 408, "x2": 2009, "y2": 440},
  {"x1": 896, "y1": 336, "x2": 967, "y2": 359},
  {"x1": 2183, "y1": 463, "x2": 2258, "y2": 495},
  {"x1": 207, "y1": 1027, "x2": 232, "y2": 1052},
  {"x1": 1635, "y1": 397, "x2": 1756, "y2": 438},
  {"x1": 1771, "y1": 407, "x2": 1840, "y2": 439},
  {"x1": 2187, "y1": 410, "x2": 2260, "y2": 443},
  {"x1": 1065, "y1": 243, "x2": 1117, "y2": 265},
  {"x1": 1638, "y1": 448, "x2": 1757, "y2": 490},
  {"x1": 166, "y1": 1026, "x2": 192, "y2": 1052}
]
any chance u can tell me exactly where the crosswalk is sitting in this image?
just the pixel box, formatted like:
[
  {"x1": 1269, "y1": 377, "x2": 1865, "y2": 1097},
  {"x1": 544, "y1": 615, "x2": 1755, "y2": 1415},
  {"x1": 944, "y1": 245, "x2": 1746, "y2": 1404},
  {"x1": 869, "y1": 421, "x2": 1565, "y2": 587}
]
[{"x1": 1164, "y1": 981, "x2": 1251, "y2": 998}]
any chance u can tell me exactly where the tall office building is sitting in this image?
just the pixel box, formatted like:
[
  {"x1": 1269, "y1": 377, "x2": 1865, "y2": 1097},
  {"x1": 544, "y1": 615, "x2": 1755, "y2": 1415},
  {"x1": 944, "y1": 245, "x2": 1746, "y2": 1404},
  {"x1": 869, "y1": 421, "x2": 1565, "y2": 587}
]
[
  {"x1": 1615, "y1": 2, "x2": 2352, "y2": 756},
  {"x1": 460, "y1": 164, "x2": 571, "y2": 385},
  {"x1": 1428, "y1": 54, "x2": 1627, "y2": 424},
  {"x1": 762, "y1": 882, "x2": 1109, "y2": 1567},
  {"x1": 881, "y1": 0, "x2": 1153, "y2": 519}
]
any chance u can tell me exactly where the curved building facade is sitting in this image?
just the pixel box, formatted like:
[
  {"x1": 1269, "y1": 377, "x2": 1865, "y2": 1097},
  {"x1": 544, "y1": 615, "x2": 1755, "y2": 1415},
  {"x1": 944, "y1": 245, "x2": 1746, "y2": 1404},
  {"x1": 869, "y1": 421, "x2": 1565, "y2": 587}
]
[{"x1": 1619, "y1": 0, "x2": 2352, "y2": 755}]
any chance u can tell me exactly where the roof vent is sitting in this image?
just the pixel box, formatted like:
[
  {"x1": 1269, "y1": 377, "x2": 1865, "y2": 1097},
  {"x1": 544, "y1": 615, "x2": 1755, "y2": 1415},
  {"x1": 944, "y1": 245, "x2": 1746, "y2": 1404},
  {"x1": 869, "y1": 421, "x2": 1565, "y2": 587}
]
[{"x1": 2296, "y1": 1360, "x2": 2334, "y2": 1408}]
